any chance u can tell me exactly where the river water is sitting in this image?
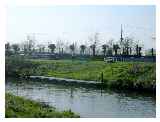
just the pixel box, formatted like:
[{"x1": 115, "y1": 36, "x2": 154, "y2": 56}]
[{"x1": 6, "y1": 78, "x2": 156, "y2": 118}]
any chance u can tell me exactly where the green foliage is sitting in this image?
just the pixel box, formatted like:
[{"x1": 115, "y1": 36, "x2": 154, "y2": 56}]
[
  {"x1": 5, "y1": 56, "x2": 39, "y2": 77},
  {"x1": 48, "y1": 44, "x2": 56, "y2": 53},
  {"x1": 5, "y1": 93, "x2": 80, "y2": 118}
]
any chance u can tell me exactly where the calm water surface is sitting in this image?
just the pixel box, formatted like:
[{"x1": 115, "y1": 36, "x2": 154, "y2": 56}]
[{"x1": 6, "y1": 78, "x2": 156, "y2": 118}]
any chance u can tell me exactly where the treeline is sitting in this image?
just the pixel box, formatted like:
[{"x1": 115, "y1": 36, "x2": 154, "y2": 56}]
[{"x1": 5, "y1": 33, "x2": 155, "y2": 57}]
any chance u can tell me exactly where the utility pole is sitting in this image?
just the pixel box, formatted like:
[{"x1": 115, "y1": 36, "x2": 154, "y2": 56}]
[
  {"x1": 120, "y1": 24, "x2": 124, "y2": 58},
  {"x1": 120, "y1": 24, "x2": 124, "y2": 43}
]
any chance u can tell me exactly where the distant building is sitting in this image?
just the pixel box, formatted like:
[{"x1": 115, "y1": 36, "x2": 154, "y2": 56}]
[{"x1": 31, "y1": 52, "x2": 57, "y2": 59}]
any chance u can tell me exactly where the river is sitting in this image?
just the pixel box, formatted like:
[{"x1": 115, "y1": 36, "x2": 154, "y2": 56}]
[{"x1": 6, "y1": 78, "x2": 156, "y2": 118}]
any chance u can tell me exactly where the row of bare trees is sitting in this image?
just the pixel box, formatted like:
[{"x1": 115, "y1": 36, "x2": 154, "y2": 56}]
[{"x1": 5, "y1": 34, "x2": 154, "y2": 57}]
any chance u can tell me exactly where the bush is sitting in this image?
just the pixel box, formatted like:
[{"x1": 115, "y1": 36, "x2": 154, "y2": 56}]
[{"x1": 5, "y1": 56, "x2": 39, "y2": 77}]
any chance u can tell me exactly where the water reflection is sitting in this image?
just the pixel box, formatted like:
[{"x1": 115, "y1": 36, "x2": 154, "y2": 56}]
[{"x1": 6, "y1": 77, "x2": 156, "y2": 118}]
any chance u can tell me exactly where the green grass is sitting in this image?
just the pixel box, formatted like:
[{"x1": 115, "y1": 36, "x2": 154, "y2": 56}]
[
  {"x1": 29, "y1": 59, "x2": 155, "y2": 90},
  {"x1": 6, "y1": 57, "x2": 156, "y2": 91},
  {"x1": 5, "y1": 93, "x2": 80, "y2": 118}
]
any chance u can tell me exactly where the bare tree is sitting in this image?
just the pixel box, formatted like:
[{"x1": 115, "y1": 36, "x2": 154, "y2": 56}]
[
  {"x1": 136, "y1": 44, "x2": 139, "y2": 56},
  {"x1": 107, "y1": 39, "x2": 114, "y2": 56},
  {"x1": 134, "y1": 40, "x2": 143, "y2": 56},
  {"x1": 151, "y1": 48, "x2": 154, "y2": 56},
  {"x1": 12, "y1": 44, "x2": 20, "y2": 54},
  {"x1": 22, "y1": 41, "x2": 29, "y2": 54},
  {"x1": 5, "y1": 42, "x2": 12, "y2": 56},
  {"x1": 138, "y1": 46, "x2": 142, "y2": 56},
  {"x1": 48, "y1": 44, "x2": 56, "y2": 53},
  {"x1": 88, "y1": 32, "x2": 100, "y2": 56},
  {"x1": 56, "y1": 39, "x2": 64, "y2": 54},
  {"x1": 121, "y1": 37, "x2": 134, "y2": 56},
  {"x1": 27, "y1": 35, "x2": 36, "y2": 54},
  {"x1": 80, "y1": 45, "x2": 86, "y2": 55},
  {"x1": 69, "y1": 43, "x2": 75, "y2": 56},
  {"x1": 63, "y1": 40, "x2": 70, "y2": 54},
  {"x1": 37, "y1": 44, "x2": 45, "y2": 53},
  {"x1": 102, "y1": 44, "x2": 108, "y2": 57},
  {"x1": 113, "y1": 44, "x2": 120, "y2": 56},
  {"x1": 90, "y1": 44, "x2": 96, "y2": 56},
  {"x1": 21, "y1": 38, "x2": 35, "y2": 55}
]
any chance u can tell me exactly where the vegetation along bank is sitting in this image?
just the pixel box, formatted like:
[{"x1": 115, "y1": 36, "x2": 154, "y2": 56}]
[
  {"x1": 5, "y1": 56, "x2": 156, "y2": 92},
  {"x1": 6, "y1": 93, "x2": 80, "y2": 118}
]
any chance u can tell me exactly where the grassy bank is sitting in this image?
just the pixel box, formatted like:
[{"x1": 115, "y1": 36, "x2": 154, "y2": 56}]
[
  {"x1": 6, "y1": 56, "x2": 156, "y2": 91},
  {"x1": 5, "y1": 93, "x2": 80, "y2": 118}
]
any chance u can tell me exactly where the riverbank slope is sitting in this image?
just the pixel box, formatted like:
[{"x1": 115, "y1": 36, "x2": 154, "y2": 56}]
[{"x1": 5, "y1": 93, "x2": 80, "y2": 118}]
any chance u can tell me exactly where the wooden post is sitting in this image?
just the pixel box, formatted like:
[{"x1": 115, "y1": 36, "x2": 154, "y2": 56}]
[
  {"x1": 101, "y1": 72, "x2": 104, "y2": 84},
  {"x1": 100, "y1": 72, "x2": 104, "y2": 96},
  {"x1": 16, "y1": 81, "x2": 19, "y2": 96}
]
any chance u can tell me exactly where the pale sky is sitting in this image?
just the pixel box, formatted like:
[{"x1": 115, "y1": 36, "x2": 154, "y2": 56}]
[{"x1": 7, "y1": 5, "x2": 155, "y2": 49}]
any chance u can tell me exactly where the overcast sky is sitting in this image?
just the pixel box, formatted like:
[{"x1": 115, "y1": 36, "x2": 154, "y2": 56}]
[{"x1": 7, "y1": 5, "x2": 155, "y2": 49}]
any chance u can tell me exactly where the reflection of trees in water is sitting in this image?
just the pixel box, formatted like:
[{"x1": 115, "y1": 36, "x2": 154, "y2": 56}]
[
  {"x1": 70, "y1": 87, "x2": 74, "y2": 98},
  {"x1": 68, "y1": 87, "x2": 74, "y2": 106},
  {"x1": 114, "y1": 89, "x2": 156, "y2": 112},
  {"x1": 119, "y1": 90, "x2": 155, "y2": 101}
]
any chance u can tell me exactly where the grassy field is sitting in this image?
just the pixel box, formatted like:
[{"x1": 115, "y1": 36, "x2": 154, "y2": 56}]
[
  {"x1": 29, "y1": 59, "x2": 155, "y2": 90},
  {"x1": 5, "y1": 93, "x2": 80, "y2": 118},
  {"x1": 5, "y1": 57, "x2": 156, "y2": 91}
]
